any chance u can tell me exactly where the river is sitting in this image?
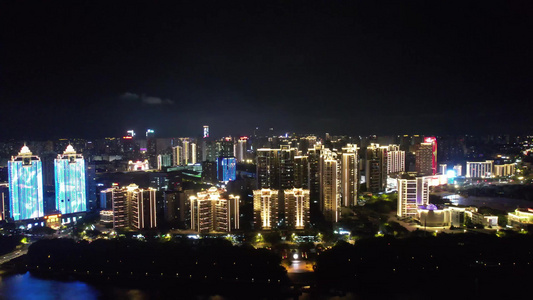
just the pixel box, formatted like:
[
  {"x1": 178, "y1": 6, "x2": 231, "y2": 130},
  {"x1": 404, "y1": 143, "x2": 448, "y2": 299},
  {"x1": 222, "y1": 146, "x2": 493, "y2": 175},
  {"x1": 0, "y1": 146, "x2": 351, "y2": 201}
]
[
  {"x1": 442, "y1": 194, "x2": 532, "y2": 211},
  {"x1": 0, "y1": 272, "x2": 362, "y2": 300}
]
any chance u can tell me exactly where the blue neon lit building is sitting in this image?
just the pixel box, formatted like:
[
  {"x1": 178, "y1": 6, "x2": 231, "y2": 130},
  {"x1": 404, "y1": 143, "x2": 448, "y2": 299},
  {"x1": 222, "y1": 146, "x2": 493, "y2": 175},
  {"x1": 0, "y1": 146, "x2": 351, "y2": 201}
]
[
  {"x1": 216, "y1": 156, "x2": 236, "y2": 182},
  {"x1": 8, "y1": 145, "x2": 44, "y2": 221},
  {"x1": 54, "y1": 145, "x2": 87, "y2": 214}
]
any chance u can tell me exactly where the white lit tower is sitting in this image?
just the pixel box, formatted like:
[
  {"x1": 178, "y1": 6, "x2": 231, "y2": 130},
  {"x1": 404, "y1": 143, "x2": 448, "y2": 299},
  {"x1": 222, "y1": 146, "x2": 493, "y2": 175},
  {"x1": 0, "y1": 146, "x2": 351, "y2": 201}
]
[
  {"x1": 8, "y1": 145, "x2": 44, "y2": 221},
  {"x1": 341, "y1": 144, "x2": 359, "y2": 207},
  {"x1": 319, "y1": 149, "x2": 340, "y2": 223},
  {"x1": 54, "y1": 145, "x2": 87, "y2": 214}
]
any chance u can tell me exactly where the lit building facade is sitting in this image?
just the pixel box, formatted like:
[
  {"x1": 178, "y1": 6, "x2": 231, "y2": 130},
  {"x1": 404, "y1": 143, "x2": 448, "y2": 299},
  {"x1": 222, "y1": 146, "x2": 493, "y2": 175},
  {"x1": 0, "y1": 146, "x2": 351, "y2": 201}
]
[
  {"x1": 397, "y1": 176, "x2": 429, "y2": 218},
  {"x1": 341, "y1": 144, "x2": 358, "y2": 207},
  {"x1": 320, "y1": 149, "x2": 340, "y2": 223},
  {"x1": 493, "y1": 164, "x2": 515, "y2": 177},
  {"x1": 294, "y1": 155, "x2": 309, "y2": 189},
  {"x1": 466, "y1": 160, "x2": 494, "y2": 178},
  {"x1": 453, "y1": 164, "x2": 462, "y2": 177},
  {"x1": 253, "y1": 189, "x2": 279, "y2": 230},
  {"x1": 284, "y1": 188, "x2": 310, "y2": 229},
  {"x1": 235, "y1": 137, "x2": 248, "y2": 162},
  {"x1": 189, "y1": 187, "x2": 239, "y2": 233},
  {"x1": 439, "y1": 164, "x2": 447, "y2": 175},
  {"x1": 387, "y1": 145, "x2": 405, "y2": 174},
  {"x1": 424, "y1": 137, "x2": 438, "y2": 175},
  {"x1": 216, "y1": 156, "x2": 236, "y2": 182},
  {"x1": 111, "y1": 184, "x2": 157, "y2": 230},
  {"x1": 128, "y1": 160, "x2": 150, "y2": 171},
  {"x1": 203, "y1": 125, "x2": 209, "y2": 138},
  {"x1": 365, "y1": 143, "x2": 388, "y2": 193},
  {"x1": 8, "y1": 145, "x2": 44, "y2": 221},
  {"x1": 416, "y1": 142, "x2": 433, "y2": 176},
  {"x1": 54, "y1": 145, "x2": 87, "y2": 214}
]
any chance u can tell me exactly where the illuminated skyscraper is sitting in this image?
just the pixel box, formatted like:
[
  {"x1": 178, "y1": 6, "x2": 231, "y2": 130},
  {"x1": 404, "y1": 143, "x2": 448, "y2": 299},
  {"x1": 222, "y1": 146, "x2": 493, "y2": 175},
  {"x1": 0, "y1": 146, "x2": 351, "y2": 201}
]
[
  {"x1": 0, "y1": 183, "x2": 8, "y2": 221},
  {"x1": 416, "y1": 142, "x2": 433, "y2": 176},
  {"x1": 172, "y1": 145, "x2": 182, "y2": 166},
  {"x1": 189, "y1": 187, "x2": 239, "y2": 233},
  {"x1": 397, "y1": 176, "x2": 429, "y2": 218},
  {"x1": 54, "y1": 145, "x2": 87, "y2": 214},
  {"x1": 423, "y1": 137, "x2": 437, "y2": 175},
  {"x1": 284, "y1": 188, "x2": 310, "y2": 229},
  {"x1": 320, "y1": 149, "x2": 340, "y2": 223},
  {"x1": 111, "y1": 184, "x2": 157, "y2": 230},
  {"x1": 256, "y1": 148, "x2": 279, "y2": 189},
  {"x1": 340, "y1": 144, "x2": 359, "y2": 207},
  {"x1": 294, "y1": 155, "x2": 309, "y2": 189},
  {"x1": 146, "y1": 129, "x2": 156, "y2": 168},
  {"x1": 255, "y1": 146, "x2": 297, "y2": 189},
  {"x1": 216, "y1": 157, "x2": 236, "y2": 182},
  {"x1": 365, "y1": 143, "x2": 388, "y2": 193},
  {"x1": 235, "y1": 137, "x2": 248, "y2": 162},
  {"x1": 8, "y1": 145, "x2": 44, "y2": 221},
  {"x1": 203, "y1": 125, "x2": 209, "y2": 138},
  {"x1": 253, "y1": 189, "x2": 279, "y2": 230},
  {"x1": 387, "y1": 145, "x2": 405, "y2": 174}
]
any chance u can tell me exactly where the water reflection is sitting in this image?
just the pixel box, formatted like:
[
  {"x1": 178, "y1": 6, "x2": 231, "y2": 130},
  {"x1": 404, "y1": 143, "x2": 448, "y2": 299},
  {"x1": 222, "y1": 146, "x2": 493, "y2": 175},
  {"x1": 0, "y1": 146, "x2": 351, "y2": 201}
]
[{"x1": 0, "y1": 272, "x2": 100, "y2": 300}]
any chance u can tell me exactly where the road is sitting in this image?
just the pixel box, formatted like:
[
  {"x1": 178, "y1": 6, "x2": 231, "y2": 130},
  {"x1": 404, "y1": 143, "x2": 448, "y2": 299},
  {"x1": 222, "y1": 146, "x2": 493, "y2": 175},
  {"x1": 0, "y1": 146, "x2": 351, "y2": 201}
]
[{"x1": 0, "y1": 244, "x2": 29, "y2": 265}]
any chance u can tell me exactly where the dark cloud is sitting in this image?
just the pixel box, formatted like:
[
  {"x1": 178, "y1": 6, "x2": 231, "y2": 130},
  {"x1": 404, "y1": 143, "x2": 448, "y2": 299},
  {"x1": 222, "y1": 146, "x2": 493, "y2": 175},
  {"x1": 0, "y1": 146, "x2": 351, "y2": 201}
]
[{"x1": 120, "y1": 92, "x2": 174, "y2": 105}]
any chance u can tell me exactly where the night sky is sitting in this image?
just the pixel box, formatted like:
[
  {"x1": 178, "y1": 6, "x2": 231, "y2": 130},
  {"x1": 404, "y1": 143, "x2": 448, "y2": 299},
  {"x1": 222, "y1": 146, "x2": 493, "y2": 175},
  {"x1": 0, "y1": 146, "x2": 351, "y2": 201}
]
[{"x1": 1, "y1": 1, "x2": 532, "y2": 139}]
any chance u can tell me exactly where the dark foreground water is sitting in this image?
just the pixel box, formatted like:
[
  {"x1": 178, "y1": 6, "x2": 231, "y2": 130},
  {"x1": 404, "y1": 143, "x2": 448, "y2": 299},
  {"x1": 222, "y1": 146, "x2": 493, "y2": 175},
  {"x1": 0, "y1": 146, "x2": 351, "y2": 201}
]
[
  {"x1": 0, "y1": 272, "x2": 360, "y2": 300},
  {"x1": 0, "y1": 272, "x2": 100, "y2": 300}
]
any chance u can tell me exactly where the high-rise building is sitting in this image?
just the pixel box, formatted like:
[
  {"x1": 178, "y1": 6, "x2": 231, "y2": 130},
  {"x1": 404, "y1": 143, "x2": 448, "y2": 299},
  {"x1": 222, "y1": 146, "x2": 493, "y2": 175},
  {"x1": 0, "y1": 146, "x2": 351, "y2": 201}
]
[
  {"x1": 284, "y1": 188, "x2": 310, "y2": 229},
  {"x1": 172, "y1": 145, "x2": 182, "y2": 166},
  {"x1": 8, "y1": 145, "x2": 44, "y2": 221},
  {"x1": 416, "y1": 142, "x2": 433, "y2": 176},
  {"x1": 341, "y1": 144, "x2": 359, "y2": 207},
  {"x1": 146, "y1": 129, "x2": 156, "y2": 168},
  {"x1": 397, "y1": 176, "x2": 429, "y2": 218},
  {"x1": 235, "y1": 137, "x2": 248, "y2": 162},
  {"x1": 320, "y1": 149, "x2": 340, "y2": 223},
  {"x1": 110, "y1": 187, "x2": 126, "y2": 228},
  {"x1": 203, "y1": 125, "x2": 209, "y2": 138},
  {"x1": 466, "y1": 161, "x2": 494, "y2": 178},
  {"x1": 0, "y1": 183, "x2": 8, "y2": 221},
  {"x1": 157, "y1": 153, "x2": 172, "y2": 170},
  {"x1": 365, "y1": 143, "x2": 388, "y2": 193},
  {"x1": 256, "y1": 148, "x2": 278, "y2": 189},
  {"x1": 111, "y1": 184, "x2": 157, "y2": 230},
  {"x1": 424, "y1": 137, "x2": 438, "y2": 175},
  {"x1": 172, "y1": 138, "x2": 197, "y2": 166},
  {"x1": 216, "y1": 157, "x2": 236, "y2": 182},
  {"x1": 294, "y1": 155, "x2": 309, "y2": 189},
  {"x1": 54, "y1": 145, "x2": 87, "y2": 215},
  {"x1": 387, "y1": 145, "x2": 405, "y2": 174},
  {"x1": 255, "y1": 146, "x2": 296, "y2": 190},
  {"x1": 189, "y1": 187, "x2": 239, "y2": 233},
  {"x1": 307, "y1": 145, "x2": 323, "y2": 207},
  {"x1": 279, "y1": 145, "x2": 296, "y2": 190},
  {"x1": 253, "y1": 189, "x2": 279, "y2": 230}
]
